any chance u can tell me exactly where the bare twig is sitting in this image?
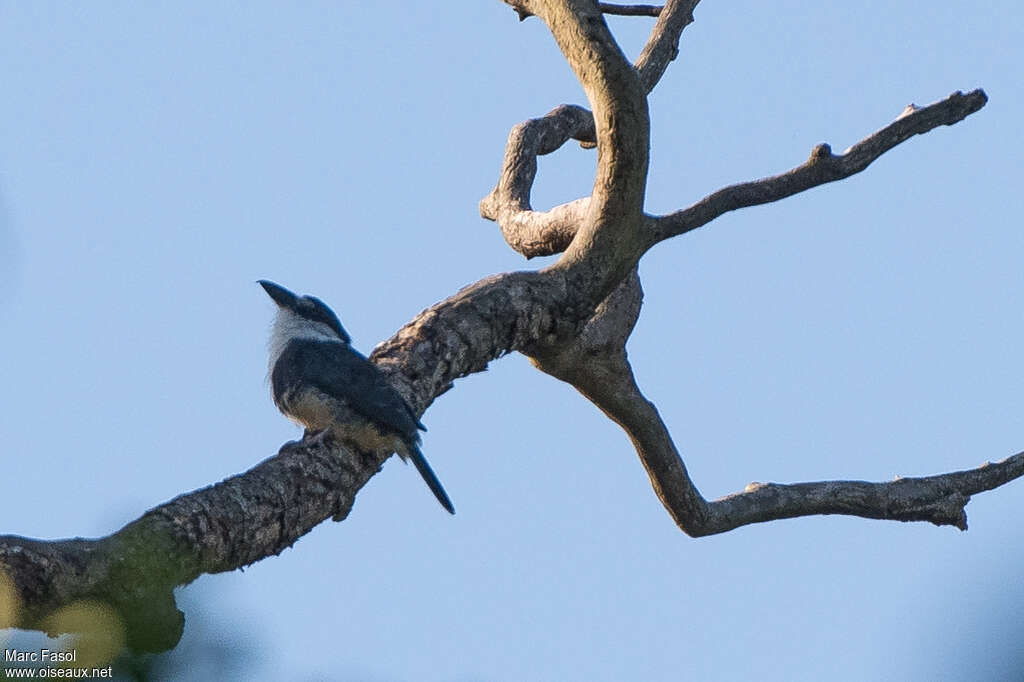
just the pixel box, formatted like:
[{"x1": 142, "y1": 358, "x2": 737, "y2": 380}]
[
  {"x1": 502, "y1": 0, "x2": 534, "y2": 21},
  {"x1": 598, "y1": 3, "x2": 662, "y2": 17},
  {"x1": 635, "y1": 0, "x2": 701, "y2": 93},
  {"x1": 505, "y1": 0, "x2": 663, "y2": 19},
  {"x1": 651, "y1": 89, "x2": 988, "y2": 244}
]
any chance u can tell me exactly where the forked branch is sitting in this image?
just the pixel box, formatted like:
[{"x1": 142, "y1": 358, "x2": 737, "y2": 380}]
[
  {"x1": 485, "y1": 0, "x2": 701, "y2": 258},
  {"x1": 538, "y1": 333, "x2": 1024, "y2": 535},
  {"x1": 496, "y1": 8, "x2": 1016, "y2": 536}
]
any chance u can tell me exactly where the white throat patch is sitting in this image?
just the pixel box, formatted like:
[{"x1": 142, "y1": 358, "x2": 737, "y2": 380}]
[{"x1": 267, "y1": 307, "x2": 344, "y2": 375}]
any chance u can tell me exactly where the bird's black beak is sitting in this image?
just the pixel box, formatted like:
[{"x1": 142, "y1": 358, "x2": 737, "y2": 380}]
[{"x1": 258, "y1": 280, "x2": 299, "y2": 309}]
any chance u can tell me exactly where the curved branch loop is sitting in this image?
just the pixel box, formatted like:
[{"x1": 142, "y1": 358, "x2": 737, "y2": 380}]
[
  {"x1": 480, "y1": 105, "x2": 596, "y2": 258},
  {"x1": 487, "y1": 0, "x2": 700, "y2": 258}
]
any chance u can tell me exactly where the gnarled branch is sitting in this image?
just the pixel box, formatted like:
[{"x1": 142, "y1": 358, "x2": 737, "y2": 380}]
[
  {"x1": 479, "y1": 105, "x2": 595, "y2": 258},
  {"x1": 485, "y1": 1, "x2": 701, "y2": 258},
  {"x1": 531, "y1": 310, "x2": 1024, "y2": 535},
  {"x1": 1, "y1": 1, "x2": 1012, "y2": 658},
  {"x1": 635, "y1": 0, "x2": 701, "y2": 93}
]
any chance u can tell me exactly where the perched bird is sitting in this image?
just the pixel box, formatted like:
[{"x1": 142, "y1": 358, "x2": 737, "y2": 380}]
[{"x1": 259, "y1": 279, "x2": 454, "y2": 514}]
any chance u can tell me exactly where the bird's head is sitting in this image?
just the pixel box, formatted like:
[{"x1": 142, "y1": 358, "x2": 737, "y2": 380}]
[{"x1": 259, "y1": 280, "x2": 351, "y2": 344}]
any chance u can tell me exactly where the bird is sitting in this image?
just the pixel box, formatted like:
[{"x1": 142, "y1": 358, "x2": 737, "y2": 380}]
[{"x1": 258, "y1": 279, "x2": 454, "y2": 514}]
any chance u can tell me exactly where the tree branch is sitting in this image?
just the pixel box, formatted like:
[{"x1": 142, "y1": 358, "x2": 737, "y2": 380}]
[
  {"x1": 527, "y1": 269, "x2": 711, "y2": 531},
  {"x1": 705, "y1": 455, "x2": 1024, "y2": 534},
  {"x1": 479, "y1": 105, "x2": 595, "y2": 259},
  {"x1": 528, "y1": 273, "x2": 1024, "y2": 536},
  {"x1": 650, "y1": 89, "x2": 988, "y2": 245},
  {"x1": 0, "y1": 265, "x2": 618, "y2": 652},
  {"x1": 588, "y1": 352, "x2": 1024, "y2": 535},
  {"x1": 635, "y1": 0, "x2": 701, "y2": 93},
  {"x1": 508, "y1": 1, "x2": 665, "y2": 19},
  {"x1": 483, "y1": 89, "x2": 986, "y2": 263},
  {"x1": 0, "y1": 3, "x2": 661, "y2": 651},
  {"x1": 485, "y1": 1, "x2": 700, "y2": 257},
  {"x1": 0, "y1": 437, "x2": 385, "y2": 652},
  {"x1": 597, "y1": 3, "x2": 662, "y2": 17},
  {"x1": 532, "y1": 0, "x2": 650, "y2": 291}
]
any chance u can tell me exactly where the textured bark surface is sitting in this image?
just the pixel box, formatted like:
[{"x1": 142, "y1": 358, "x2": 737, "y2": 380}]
[{"x1": 1, "y1": 0, "x2": 1015, "y2": 653}]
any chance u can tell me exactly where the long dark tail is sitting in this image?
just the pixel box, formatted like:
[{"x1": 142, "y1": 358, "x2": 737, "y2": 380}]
[{"x1": 408, "y1": 444, "x2": 455, "y2": 514}]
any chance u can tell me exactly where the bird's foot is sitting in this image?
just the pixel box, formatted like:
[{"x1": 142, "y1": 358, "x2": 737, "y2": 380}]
[{"x1": 303, "y1": 428, "x2": 335, "y2": 448}]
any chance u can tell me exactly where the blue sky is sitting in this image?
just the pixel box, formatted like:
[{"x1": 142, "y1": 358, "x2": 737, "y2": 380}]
[{"x1": 1, "y1": 2, "x2": 1022, "y2": 680}]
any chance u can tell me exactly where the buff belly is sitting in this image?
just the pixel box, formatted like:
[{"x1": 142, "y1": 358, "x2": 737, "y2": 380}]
[{"x1": 282, "y1": 387, "x2": 409, "y2": 459}]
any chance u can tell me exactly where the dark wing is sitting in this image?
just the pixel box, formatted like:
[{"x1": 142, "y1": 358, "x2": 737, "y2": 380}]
[
  {"x1": 280, "y1": 339, "x2": 423, "y2": 440},
  {"x1": 275, "y1": 339, "x2": 453, "y2": 513}
]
